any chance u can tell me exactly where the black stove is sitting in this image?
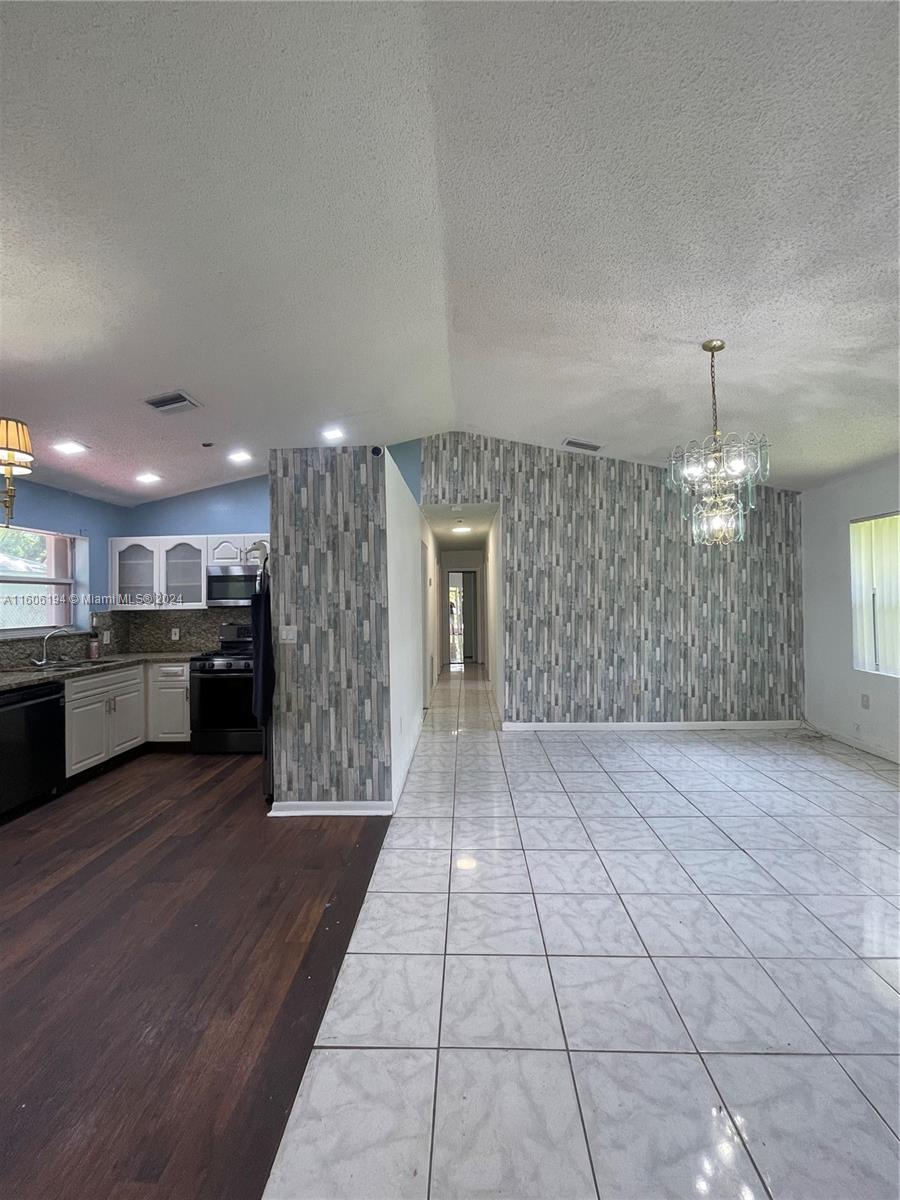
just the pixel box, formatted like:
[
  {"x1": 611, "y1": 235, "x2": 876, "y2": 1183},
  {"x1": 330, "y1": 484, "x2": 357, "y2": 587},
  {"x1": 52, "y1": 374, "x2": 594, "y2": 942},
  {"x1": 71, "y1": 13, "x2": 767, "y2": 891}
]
[
  {"x1": 190, "y1": 651, "x2": 253, "y2": 674},
  {"x1": 189, "y1": 624, "x2": 261, "y2": 753}
]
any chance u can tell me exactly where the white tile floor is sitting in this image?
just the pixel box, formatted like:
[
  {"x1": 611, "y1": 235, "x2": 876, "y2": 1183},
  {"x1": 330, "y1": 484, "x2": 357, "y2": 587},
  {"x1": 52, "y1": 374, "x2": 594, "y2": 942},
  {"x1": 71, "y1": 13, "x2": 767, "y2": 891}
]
[{"x1": 264, "y1": 667, "x2": 900, "y2": 1200}]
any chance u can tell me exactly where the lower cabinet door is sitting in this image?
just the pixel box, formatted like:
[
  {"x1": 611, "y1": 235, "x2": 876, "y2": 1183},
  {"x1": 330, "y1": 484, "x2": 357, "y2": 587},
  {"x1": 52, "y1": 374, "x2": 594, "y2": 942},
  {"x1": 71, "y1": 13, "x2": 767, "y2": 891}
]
[
  {"x1": 109, "y1": 685, "x2": 145, "y2": 756},
  {"x1": 66, "y1": 695, "x2": 108, "y2": 776},
  {"x1": 148, "y1": 681, "x2": 190, "y2": 742}
]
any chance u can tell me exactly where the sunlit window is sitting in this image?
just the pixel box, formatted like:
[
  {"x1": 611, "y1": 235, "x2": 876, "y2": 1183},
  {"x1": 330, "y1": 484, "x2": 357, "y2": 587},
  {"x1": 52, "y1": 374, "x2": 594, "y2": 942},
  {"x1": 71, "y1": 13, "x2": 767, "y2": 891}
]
[
  {"x1": 0, "y1": 526, "x2": 75, "y2": 634},
  {"x1": 850, "y1": 513, "x2": 900, "y2": 677}
]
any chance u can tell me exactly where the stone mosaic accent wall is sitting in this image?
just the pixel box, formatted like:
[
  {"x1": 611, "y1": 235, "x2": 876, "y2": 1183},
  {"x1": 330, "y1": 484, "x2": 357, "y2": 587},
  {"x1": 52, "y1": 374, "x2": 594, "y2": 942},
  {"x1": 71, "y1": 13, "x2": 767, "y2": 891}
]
[
  {"x1": 110, "y1": 608, "x2": 243, "y2": 653},
  {"x1": 422, "y1": 432, "x2": 803, "y2": 723},
  {"x1": 270, "y1": 447, "x2": 391, "y2": 805}
]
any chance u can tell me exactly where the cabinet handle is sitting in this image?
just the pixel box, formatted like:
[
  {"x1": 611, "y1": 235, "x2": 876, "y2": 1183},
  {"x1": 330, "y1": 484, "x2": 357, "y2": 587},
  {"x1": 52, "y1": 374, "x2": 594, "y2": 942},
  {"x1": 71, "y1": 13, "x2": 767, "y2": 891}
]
[{"x1": 111, "y1": 696, "x2": 117, "y2": 713}]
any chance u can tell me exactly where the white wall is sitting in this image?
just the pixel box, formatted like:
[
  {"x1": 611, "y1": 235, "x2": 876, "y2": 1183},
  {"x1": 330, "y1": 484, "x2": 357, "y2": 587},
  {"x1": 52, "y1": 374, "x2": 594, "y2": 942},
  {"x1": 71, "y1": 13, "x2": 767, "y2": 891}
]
[
  {"x1": 386, "y1": 452, "x2": 427, "y2": 806},
  {"x1": 485, "y1": 511, "x2": 504, "y2": 718},
  {"x1": 803, "y1": 457, "x2": 900, "y2": 761}
]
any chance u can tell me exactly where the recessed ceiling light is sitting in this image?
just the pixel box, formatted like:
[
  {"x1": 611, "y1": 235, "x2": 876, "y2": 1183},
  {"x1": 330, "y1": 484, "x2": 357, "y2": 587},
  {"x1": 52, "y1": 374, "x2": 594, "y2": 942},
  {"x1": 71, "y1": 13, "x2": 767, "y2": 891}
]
[
  {"x1": 53, "y1": 440, "x2": 88, "y2": 455},
  {"x1": 451, "y1": 525, "x2": 472, "y2": 534},
  {"x1": 136, "y1": 472, "x2": 161, "y2": 484},
  {"x1": 322, "y1": 426, "x2": 344, "y2": 441},
  {"x1": 228, "y1": 449, "x2": 252, "y2": 463}
]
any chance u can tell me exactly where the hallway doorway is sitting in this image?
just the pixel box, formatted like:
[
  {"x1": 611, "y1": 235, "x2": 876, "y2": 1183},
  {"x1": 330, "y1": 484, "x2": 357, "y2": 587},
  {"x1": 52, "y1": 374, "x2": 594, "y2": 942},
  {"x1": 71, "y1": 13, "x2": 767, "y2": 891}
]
[{"x1": 448, "y1": 570, "x2": 477, "y2": 663}]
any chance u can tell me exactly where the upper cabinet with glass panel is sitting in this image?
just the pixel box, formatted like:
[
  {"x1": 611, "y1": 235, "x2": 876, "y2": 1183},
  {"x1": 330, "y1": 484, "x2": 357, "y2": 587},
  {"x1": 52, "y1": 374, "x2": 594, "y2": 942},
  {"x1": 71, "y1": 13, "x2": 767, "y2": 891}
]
[
  {"x1": 159, "y1": 537, "x2": 206, "y2": 608},
  {"x1": 110, "y1": 538, "x2": 159, "y2": 609}
]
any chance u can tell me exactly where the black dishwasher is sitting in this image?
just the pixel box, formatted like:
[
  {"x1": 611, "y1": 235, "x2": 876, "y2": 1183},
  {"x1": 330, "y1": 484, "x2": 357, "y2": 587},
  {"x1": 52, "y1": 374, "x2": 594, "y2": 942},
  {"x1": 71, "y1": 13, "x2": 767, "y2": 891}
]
[{"x1": 0, "y1": 681, "x2": 66, "y2": 818}]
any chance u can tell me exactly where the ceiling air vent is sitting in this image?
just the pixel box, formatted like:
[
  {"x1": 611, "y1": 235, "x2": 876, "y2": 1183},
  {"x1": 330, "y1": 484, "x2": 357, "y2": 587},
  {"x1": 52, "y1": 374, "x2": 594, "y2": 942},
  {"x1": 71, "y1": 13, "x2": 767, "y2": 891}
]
[
  {"x1": 562, "y1": 436, "x2": 603, "y2": 454},
  {"x1": 143, "y1": 390, "x2": 201, "y2": 414}
]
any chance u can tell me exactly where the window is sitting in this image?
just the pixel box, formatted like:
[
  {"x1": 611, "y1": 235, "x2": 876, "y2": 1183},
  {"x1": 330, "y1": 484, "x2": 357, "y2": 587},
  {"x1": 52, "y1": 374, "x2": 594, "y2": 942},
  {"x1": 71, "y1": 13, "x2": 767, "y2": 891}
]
[
  {"x1": 850, "y1": 513, "x2": 900, "y2": 677},
  {"x1": 0, "y1": 526, "x2": 75, "y2": 634}
]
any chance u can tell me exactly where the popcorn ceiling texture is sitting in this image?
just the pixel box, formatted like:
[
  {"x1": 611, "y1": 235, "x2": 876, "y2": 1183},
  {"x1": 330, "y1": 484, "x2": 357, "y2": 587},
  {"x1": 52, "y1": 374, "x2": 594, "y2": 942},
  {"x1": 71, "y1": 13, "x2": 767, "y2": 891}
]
[
  {"x1": 422, "y1": 432, "x2": 804, "y2": 724},
  {"x1": 2, "y1": 3, "x2": 895, "y2": 503}
]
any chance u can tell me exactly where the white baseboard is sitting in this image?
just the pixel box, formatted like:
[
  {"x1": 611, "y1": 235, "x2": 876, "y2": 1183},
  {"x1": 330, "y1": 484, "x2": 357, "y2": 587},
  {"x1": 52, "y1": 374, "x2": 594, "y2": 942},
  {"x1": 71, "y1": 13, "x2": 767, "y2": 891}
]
[
  {"x1": 502, "y1": 720, "x2": 802, "y2": 732},
  {"x1": 269, "y1": 800, "x2": 394, "y2": 817},
  {"x1": 804, "y1": 721, "x2": 900, "y2": 765}
]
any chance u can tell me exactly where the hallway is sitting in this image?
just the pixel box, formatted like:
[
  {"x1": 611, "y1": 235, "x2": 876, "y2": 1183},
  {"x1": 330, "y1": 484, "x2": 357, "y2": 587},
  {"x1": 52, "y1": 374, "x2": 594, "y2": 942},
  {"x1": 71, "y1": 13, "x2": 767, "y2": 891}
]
[{"x1": 265, "y1": 666, "x2": 900, "y2": 1200}]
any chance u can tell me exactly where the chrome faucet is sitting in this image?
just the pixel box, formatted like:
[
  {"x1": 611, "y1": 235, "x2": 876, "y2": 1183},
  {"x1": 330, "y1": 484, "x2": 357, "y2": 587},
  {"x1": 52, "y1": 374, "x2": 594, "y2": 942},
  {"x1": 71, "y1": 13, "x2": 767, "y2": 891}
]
[{"x1": 31, "y1": 626, "x2": 72, "y2": 667}]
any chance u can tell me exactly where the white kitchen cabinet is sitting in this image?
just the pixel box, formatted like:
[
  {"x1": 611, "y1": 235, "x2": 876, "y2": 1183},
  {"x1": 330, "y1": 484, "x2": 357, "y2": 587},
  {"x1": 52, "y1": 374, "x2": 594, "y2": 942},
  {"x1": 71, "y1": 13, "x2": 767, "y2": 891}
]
[
  {"x1": 207, "y1": 535, "x2": 245, "y2": 564},
  {"x1": 159, "y1": 537, "x2": 207, "y2": 607},
  {"x1": 65, "y1": 693, "x2": 108, "y2": 775},
  {"x1": 109, "y1": 538, "x2": 159, "y2": 608},
  {"x1": 243, "y1": 534, "x2": 270, "y2": 566},
  {"x1": 108, "y1": 679, "x2": 146, "y2": 755},
  {"x1": 147, "y1": 662, "x2": 190, "y2": 742},
  {"x1": 65, "y1": 666, "x2": 146, "y2": 776},
  {"x1": 109, "y1": 532, "x2": 268, "y2": 608}
]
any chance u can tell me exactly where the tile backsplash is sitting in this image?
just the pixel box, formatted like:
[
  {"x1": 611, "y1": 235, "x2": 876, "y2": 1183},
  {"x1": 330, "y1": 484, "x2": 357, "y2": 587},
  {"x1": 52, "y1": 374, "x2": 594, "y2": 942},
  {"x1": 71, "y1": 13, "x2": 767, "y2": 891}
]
[
  {"x1": 110, "y1": 608, "x2": 250, "y2": 653},
  {"x1": 0, "y1": 607, "x2": 249, "y2": 668}
]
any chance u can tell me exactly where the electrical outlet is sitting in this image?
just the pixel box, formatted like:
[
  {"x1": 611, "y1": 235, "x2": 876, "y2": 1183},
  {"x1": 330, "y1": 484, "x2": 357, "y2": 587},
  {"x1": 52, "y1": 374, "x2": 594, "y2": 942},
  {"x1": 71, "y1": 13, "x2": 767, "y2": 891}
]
[
  {"x1": 861, "y1": 693, "x2": 870, "y2": 710},
  {"x1": 171, "y1": 627, "x2": 180, "y2": 641},
  {"x1": 102, "y1": 630, "x2": 111, "y2": 645},
  {"x1": 631, "y1": 681, "x2": 641, "y2": 697},
  {"x1": 279, "y1": 625, "x2": 297, "y2": 643}
]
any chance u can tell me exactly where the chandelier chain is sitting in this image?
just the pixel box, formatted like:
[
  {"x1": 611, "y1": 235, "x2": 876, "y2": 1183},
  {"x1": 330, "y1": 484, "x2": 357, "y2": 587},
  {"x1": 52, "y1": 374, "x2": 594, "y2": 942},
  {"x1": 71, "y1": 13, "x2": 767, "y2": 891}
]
[{"x1": 710, "y1": 351, "x2": 719, "y2": 436}]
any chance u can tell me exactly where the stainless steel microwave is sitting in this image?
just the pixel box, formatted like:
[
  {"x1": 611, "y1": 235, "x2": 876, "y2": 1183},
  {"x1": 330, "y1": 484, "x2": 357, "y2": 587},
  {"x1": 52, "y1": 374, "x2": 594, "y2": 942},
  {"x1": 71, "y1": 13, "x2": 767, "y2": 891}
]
[{"x1": 206, "y1": 565, "x2": 257, "y2": 606}]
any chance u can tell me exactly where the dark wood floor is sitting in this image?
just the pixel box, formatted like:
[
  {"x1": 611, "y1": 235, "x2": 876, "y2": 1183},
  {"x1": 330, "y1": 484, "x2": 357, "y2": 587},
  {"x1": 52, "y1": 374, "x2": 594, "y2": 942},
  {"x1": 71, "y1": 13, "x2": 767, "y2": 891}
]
[{"x1": 0, "y1": 752, "x2": 389, "y2": 1200}]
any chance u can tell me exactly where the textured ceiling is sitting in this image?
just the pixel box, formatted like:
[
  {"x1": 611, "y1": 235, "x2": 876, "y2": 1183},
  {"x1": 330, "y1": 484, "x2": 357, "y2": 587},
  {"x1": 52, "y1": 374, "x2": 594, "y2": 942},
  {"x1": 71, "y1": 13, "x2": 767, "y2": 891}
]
[{"x1": 1, "y1": 2, "x2": 896, "y2": 503}]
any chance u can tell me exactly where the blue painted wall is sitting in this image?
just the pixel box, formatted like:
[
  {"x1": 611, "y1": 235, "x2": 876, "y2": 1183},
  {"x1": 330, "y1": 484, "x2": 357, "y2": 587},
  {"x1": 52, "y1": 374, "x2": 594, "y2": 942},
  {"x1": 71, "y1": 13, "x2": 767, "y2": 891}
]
[
  {"x1": 127, "y1": 475, "x2": 269, "y2": 536},
  {"x1": 13, "y1": 479, "x2": 129, "y2": 605},
  {"x1": 387, "y1": 439, "x2": 422, "y2": 502}
]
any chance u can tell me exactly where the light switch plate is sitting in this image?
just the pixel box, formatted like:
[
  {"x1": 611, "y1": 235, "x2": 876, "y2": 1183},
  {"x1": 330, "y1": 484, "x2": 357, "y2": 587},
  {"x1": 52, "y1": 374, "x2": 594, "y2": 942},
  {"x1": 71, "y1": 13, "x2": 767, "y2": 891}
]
[
  {"x1": 171, "y1": 628, "x2": 180, "y2": 641},
  {"x1": 861, "y1": 693, "x2": 870, "y2": 709},
  {"x1": 102, "y1": 630, "x2": 111, "y2": 645}
]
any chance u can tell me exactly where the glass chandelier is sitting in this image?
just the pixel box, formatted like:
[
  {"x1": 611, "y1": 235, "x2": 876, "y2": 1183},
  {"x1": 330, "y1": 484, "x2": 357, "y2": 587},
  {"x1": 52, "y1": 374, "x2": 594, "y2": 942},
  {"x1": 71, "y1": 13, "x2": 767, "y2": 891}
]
[{"x1": 668, "y1": 339, "x2": 769, "y2": 546}]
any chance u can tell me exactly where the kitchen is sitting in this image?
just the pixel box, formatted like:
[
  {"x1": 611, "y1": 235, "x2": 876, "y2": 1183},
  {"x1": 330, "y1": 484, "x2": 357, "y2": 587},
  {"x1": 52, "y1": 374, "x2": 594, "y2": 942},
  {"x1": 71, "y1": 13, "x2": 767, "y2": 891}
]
[{"x1": 0, "y1": 472, "x2": 273, "y2": 818}]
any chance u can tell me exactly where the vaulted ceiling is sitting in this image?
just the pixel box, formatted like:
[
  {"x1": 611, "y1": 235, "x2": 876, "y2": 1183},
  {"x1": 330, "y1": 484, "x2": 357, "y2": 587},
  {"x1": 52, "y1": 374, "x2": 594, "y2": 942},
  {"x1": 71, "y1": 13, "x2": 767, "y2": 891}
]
[{"x1": 2, "y1": 2, "x2": 896, "y2": 503}]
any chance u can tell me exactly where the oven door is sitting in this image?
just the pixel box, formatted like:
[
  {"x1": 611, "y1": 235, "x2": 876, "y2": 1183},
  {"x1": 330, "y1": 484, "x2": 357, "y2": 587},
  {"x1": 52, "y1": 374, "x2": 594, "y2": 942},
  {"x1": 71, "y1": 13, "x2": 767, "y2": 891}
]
[
  {"x1": 190, "y1": 671, "x2": 262, "y2": 753},
  {"x1": 206, "y1": 566, "x2": 257, "y2": 606}
]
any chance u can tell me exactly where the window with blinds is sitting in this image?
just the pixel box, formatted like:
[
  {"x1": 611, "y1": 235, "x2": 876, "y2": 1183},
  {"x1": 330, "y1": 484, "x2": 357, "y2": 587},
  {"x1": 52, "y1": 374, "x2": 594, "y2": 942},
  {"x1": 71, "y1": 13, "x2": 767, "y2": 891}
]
[{"x1": 850, "y1": 512, "x2": 900, "y2": 677}]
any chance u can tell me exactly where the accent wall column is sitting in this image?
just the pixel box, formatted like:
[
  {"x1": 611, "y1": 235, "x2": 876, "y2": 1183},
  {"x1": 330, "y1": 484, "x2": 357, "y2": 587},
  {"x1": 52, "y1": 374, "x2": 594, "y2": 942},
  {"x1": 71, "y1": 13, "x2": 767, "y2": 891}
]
[{"x1": 269, "y1": 446, "x2": 392, "y2": 812}]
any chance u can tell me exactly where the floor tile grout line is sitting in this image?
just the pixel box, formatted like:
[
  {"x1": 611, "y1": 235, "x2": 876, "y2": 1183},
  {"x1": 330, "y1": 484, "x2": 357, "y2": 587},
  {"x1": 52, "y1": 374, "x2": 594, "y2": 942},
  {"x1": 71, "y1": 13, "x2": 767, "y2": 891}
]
[
  {"x1": 499, "y1": 691, "x2": 603, "y2": 1200},
  {"x1": 424, "y1": 665, "x2": 462, "y2": 1200}
]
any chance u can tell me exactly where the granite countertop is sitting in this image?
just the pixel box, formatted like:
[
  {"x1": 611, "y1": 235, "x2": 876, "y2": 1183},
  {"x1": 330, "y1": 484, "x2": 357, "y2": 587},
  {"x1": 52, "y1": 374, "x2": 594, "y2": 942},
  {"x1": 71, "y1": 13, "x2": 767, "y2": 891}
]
[{"x1": 0, "y1": 653, "x2": 194, "y2": 694}]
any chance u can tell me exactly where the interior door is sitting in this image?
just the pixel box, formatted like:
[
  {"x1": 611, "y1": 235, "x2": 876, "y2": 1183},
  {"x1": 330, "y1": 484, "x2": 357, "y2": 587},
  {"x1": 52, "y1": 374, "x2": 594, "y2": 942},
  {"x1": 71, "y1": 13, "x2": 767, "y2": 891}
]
[
  {"x1": 421, "y1": 541, "x2": 430, "y2": 707},
  {"x1": 462, "y1": 570, "x2": 477, "y2": 661}
]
